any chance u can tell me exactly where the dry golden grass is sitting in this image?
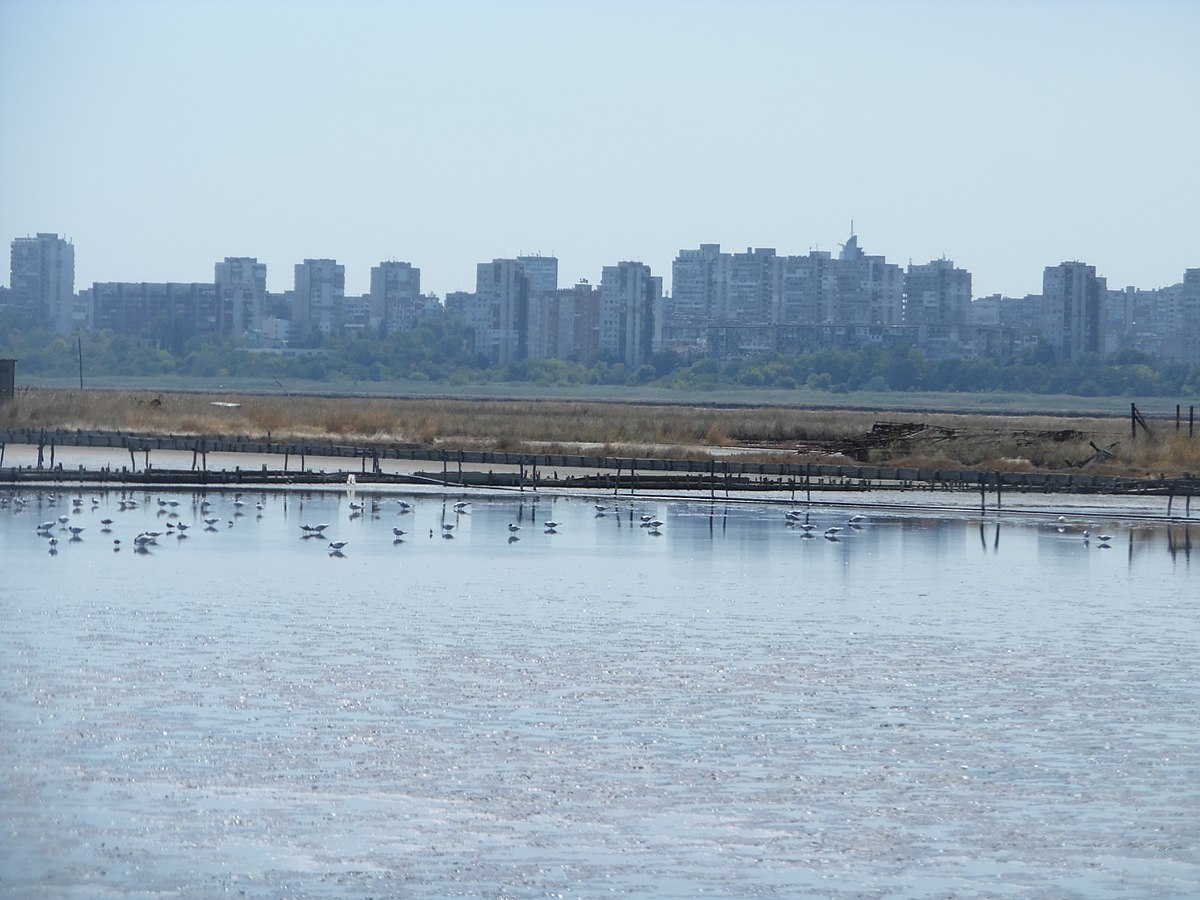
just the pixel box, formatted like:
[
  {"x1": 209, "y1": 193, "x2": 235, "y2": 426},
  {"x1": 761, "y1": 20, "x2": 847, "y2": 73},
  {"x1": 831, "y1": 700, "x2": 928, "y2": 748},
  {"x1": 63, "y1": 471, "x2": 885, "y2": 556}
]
[{"x1": 3, "y1": 388, "x2": 1198, "y2": 476}]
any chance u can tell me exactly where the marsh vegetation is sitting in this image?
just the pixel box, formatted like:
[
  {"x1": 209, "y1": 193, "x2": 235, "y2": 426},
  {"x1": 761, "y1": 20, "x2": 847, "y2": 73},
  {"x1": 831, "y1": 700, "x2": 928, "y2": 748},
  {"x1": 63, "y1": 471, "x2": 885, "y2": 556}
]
[{"x1": 4, "y1": 388, "x2": 1199, "y2": 478}]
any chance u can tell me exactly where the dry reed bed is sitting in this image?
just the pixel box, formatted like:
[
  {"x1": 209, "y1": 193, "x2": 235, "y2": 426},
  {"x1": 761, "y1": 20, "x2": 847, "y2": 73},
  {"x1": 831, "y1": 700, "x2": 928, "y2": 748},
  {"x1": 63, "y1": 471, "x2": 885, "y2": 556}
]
[{"x1": 2, "y1": 388, "x2": 1198, "y2": 477}]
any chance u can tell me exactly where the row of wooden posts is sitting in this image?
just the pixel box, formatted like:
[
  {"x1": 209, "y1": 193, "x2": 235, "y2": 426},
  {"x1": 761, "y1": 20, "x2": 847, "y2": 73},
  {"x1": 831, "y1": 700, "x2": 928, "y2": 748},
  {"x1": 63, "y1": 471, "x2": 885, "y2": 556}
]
[{"x1": 1132, "y1": 403, "x2": 1196, "y2": 439}]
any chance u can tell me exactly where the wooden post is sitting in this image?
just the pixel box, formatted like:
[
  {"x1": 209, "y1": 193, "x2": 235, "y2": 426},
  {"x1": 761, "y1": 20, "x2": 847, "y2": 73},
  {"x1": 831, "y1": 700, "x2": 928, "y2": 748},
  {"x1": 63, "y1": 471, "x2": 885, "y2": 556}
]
[
  {"x1": 129, "y1": 447, "x2": 137, "y2": 471},
  {"x1": 614, "y1": 461, "x2": 621, "y2": 496},
  {"x1": 995, "y1": 471, "x2": 1002, "y2": 510},
  {"x1": 1132, "y1": 402, "x2": 1137, "y2": 440},
  {"x1": 1191, "y1": 406, "x2": 1195, "y2": 438},
  {"x1": 1177, "y1": 404, "x2": 1182, "y2": 432},
  {"x1": 979, "y1": 474, "x2": 986, "y2": 515},
  {"x1": 443, "y1": 452, "x2": 449, "y2": 487},
  {"x1": 1167, "y1": 486, "x2": 1174, "y2": 517}
]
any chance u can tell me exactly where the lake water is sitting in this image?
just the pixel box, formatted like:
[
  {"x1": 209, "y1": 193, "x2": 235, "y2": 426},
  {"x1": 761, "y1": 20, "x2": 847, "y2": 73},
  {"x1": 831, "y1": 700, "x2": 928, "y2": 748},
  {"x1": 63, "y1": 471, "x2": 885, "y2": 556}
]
[{"x1": 2, "y1": 483, "x2": 1198, "y2": 898}]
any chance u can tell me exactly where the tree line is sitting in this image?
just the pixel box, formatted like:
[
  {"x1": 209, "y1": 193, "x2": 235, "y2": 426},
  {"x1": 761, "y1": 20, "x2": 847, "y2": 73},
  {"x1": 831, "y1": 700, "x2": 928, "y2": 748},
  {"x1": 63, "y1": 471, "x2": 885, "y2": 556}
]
[{"x1": 2, "y1": 315, "x2": 1197, "y2": 398}]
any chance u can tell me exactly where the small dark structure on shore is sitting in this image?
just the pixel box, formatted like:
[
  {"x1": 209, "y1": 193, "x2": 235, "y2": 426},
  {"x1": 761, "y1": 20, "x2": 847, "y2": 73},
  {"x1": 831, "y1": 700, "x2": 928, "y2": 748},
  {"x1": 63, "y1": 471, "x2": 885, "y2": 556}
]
[{"x1": 0, "y1": 359, "x2": 14, "y2": 403}]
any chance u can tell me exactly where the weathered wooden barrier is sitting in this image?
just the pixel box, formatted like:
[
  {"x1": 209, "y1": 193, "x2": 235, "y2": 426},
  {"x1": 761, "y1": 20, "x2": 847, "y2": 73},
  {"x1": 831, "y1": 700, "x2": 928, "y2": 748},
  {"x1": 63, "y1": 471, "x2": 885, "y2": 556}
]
[{"x1": 1, "y1": 428, "x2": 1196, "y2": 501}]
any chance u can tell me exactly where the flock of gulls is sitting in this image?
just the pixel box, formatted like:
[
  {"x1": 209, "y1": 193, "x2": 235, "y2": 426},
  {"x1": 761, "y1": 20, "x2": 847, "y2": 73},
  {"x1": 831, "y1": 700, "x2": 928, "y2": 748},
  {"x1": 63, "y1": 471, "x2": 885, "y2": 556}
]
[
  {"x1": 6, "y1": 488, "x2": 1122, "y2": 558},
  {"x1": 12, "y1": 490, "x2": 274, "y2": 555},
  {"x1": 5, "y1": 489, "x2": 681, "y2": 559}
]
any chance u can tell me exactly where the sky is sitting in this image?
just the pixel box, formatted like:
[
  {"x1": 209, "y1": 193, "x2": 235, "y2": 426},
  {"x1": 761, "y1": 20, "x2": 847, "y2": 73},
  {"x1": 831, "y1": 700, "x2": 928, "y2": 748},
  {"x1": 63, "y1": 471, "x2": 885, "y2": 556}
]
[{"x1": 1, "y1": 0, "x2": 1197, "y2": 300}]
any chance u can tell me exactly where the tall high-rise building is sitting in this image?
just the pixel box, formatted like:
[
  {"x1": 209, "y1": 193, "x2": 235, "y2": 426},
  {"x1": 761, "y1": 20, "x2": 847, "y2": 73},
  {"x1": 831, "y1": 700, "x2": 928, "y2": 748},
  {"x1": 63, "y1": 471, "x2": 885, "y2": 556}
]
[
  {"x1": 829, "y1": 233, "x2": 904, "y2": 325},
  {"x1": 1166, "y1": 269, "x2": 1200, "y2": 364},
  {"x1": 527, "y1": 281, "x2": 600, "y2": 361},
  {"x1": 475, "y1": 259, "x2": 529, "y2": 365},
  {"x1": 214, "y1": 257, "x2": 267, "y2": 336},
  {"x1": 600, "y1": 261, "x2": 661, "y2": 369},
  {"x1": 904, "y1": 258, "x2": 972, "y2": 326},
  {"x1": 9, "y1": 233, "x2": 76, "y2": 333},
  {"x1": 718, "y1": 248, "x2": 776, "y2": 323},
  {"x1": 293, "y1": 258, "x2": 345, "y2": 342},
  {"x1": 517, "y1": 255, "x2": 558, "y2": 301},
  {"x1": 1041, "y1": 261, "x2": 1106, "y2": 360},
  {"x1": 771, "y1": 251, "x2": 832, "y2": 324},
  {"x1": 370, "y1": 261, "x2": 422, "y2": 333}
]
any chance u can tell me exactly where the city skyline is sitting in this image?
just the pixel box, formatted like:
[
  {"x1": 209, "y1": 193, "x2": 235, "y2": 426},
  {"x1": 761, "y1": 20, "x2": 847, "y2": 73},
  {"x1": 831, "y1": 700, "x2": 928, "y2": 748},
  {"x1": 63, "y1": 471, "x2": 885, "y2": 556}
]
[
  {"x1": 2, "y1": 1, "x2": 1197, "y2": 300},
  {"x1": 4, "y1": 228, "x2": 1196, "y2": 303}
]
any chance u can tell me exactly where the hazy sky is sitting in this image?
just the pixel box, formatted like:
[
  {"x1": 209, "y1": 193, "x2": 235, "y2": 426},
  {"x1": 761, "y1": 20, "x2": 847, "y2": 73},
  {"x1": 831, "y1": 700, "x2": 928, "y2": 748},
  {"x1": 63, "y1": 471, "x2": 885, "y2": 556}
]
[{"x1": 2, "y1": 0, "x2": 1197, "y2": 300}]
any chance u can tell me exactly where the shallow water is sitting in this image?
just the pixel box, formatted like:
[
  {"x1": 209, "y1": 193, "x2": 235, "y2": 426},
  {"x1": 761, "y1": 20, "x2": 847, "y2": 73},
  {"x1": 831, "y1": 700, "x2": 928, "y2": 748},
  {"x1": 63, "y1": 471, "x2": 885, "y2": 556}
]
[{"x1": 2, "y1": 486, "x2": 1198, "y2": 898}]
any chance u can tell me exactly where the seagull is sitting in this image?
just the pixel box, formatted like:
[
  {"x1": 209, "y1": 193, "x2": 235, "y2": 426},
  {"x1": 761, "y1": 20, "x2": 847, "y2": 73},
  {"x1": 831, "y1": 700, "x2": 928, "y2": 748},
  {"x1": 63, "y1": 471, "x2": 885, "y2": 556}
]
[
  {"x1": 1097, "y1": 534, "x2": 1113, "y2": 543},
  {"x1": 544, "y1": 521, "x2": 560, "y2": 532},
  {"x1": 849, "y1": 514, "x2": 866, "y2": 523},
  {"x1": 392, "y1": 527, "x2": 407, "y2": 538},
  {"x1": 824, "y1": 526, "x2": 842, "y2": 536},
  {"x1": 442, "y1": 523, "x2": 455, "y2": 532},
  {"x1": 37, "y1": 521, "x2": 55, "y2": 532},
  {"x1": 328, "y1": 540, "x2": 348, "y2": 551},
  {"x1": 508, "y1": 523, "x2": 521, "y2": 534},
  {"x1": 453, "y1": 501, "x2": 470, "y2": 512}
]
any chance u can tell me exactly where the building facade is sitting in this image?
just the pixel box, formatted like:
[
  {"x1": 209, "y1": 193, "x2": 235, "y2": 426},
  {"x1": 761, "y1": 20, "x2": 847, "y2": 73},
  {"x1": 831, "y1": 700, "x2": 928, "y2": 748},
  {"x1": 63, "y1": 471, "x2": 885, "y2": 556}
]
[
  {"x1": 1041, "y1": 261, "x2": 1106, "y2": 361},
  {"x1": 292, "y1": 258, "x2": 345, "y2": 343},
  {"x1": 600, "y1": 261, "x2": 661, "y2": 369},
  {"x1": 214, "y1": 257, "x2": 267, "y2": 337},
  {"x1": 474, "y1": 258, "x2": 529, "y2": 365},
  {"x1": 369, "y1": 261, "x2": 422, "y2": 334},
  {"x1": 904, "y1": 258, "x2": 972, "y2": 326},
  {"x1": 9, "y1": 233, "x2": 76, "y2": 334}
]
